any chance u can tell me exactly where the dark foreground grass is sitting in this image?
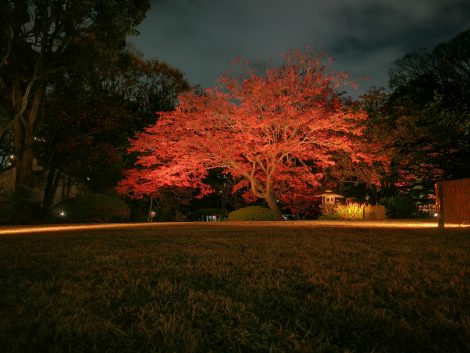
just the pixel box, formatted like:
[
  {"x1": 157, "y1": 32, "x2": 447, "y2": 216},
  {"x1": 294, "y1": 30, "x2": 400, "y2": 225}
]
[{"x1": 0, "y1": 224, "x2": 469, "y2": 353}]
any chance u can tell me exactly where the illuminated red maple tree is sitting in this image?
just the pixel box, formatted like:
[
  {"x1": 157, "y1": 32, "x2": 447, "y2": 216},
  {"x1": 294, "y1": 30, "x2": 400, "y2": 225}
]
[{"x1": 117, "y1": 50, "x2": 375, "y2": 217}]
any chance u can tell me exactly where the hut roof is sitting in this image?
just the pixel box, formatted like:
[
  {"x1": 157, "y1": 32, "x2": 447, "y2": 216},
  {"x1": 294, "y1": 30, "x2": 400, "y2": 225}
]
[{"x1": 314, "y1": 189, "x2": 344, "y2": 198}]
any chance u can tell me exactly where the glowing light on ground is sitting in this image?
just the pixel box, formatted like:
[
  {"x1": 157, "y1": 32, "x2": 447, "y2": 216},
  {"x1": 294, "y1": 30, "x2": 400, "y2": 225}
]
[
  {"x1": 1, "y1": 219, "x2": 467, "y2": 236},
  {"x1": 0, "y1": 223, "x2": 170, "y2": 236}
]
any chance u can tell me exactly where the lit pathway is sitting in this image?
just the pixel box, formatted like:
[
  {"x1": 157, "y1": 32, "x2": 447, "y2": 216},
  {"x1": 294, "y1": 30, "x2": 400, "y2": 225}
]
[{"x1": 0, "y1": 219, "x2": 463, "y2": 236}]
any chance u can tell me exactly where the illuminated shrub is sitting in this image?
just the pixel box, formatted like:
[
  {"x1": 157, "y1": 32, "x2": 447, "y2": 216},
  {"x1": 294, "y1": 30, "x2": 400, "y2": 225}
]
[
  {"x1": 228, "y1": 206, "x2": 279, "y2": 221},
  {"x1": 380, "y1": 196, "x2": 417, "y2": 219},
  {"x1": 320, "y1": 203, "x2": 364, "y2": 220},
  {"x1": 50, "y1": 194, "x2": 130, "y2": 223}
]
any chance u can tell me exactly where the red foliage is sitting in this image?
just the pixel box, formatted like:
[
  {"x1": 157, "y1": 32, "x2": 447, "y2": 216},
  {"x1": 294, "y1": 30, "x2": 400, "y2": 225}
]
[{"x1": 117, "y1": 49, "x2": 377, "y2": 213}]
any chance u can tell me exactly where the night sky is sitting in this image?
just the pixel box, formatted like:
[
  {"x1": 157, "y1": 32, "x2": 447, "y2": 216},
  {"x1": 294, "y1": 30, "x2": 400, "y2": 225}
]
[{"x1": 130, "y1": 0, "x2": 469, "y2": 95}]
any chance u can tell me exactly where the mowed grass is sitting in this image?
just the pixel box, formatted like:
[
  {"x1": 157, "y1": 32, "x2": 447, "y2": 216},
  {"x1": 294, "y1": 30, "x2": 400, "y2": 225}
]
[{"x1": 0, "y1": 224, "x2": 469, "y2": 353}]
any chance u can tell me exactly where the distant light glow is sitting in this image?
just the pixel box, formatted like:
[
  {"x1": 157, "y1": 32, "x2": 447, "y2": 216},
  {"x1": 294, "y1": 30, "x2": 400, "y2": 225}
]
[{"x1": 59, "y1": 211, "x2": 65, "y2": 217}]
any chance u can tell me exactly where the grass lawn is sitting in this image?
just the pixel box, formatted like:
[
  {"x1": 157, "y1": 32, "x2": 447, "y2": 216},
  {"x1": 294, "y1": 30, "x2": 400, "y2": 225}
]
[{"x1": 0, "y1": 223, "x2": 469, "y2": 353}]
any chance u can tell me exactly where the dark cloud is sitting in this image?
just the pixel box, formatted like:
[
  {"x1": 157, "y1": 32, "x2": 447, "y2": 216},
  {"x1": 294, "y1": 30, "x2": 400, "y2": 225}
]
[{"x1": 130, "y1": 0, "x2": 469, "y2": 95}]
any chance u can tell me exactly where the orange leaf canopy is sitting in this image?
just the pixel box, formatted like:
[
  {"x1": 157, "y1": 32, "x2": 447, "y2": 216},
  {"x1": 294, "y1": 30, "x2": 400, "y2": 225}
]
[{"x1": 117, "y1": 50, "x2": 374, "y2": 212}]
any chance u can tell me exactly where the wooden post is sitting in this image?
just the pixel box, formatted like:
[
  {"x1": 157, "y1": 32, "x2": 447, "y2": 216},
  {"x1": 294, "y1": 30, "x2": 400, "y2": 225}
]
[
  {"x1": 436, "y1": 182, "x2": 444, "y2": 229},
  {"x1": 147, "y1": 196, "x2": 154, "y2": 223}
]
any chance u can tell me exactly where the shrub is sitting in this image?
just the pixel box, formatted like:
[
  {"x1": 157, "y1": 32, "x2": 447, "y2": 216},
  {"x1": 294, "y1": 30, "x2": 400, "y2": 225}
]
[
  {"x1": 320, "y1": 203, "x2": 364, "y2": 220},
  {"x1": 50, "y1": 194, "x2": 130, "y2": 223},
  {"x1": 228, "y1": 206, "x2": 280, "y2": 221},
  {"x1": 380, "y1": 196, "x2": 417, "y2": 219},
  {"x1": 0, "y1": 201, "x2": 14, "y2": 224}
]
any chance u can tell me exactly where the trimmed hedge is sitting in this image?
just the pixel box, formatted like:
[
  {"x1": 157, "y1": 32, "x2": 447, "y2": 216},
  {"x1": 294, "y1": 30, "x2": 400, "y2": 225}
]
[
  {"x1": 228, "y1": 206, "x2": 280, "y2": 221},
  {"x1": 50, "y1": 194, "x2": 130, "y2": 223}
]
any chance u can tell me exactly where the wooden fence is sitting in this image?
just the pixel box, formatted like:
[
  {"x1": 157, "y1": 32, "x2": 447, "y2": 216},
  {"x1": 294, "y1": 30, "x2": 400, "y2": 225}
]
[
  {"x1": 435, "y1": 178, "x2": 470, "y2": 227},
  {"x1": 363, "y1": 205, "x2": 386, "y2": 220}
]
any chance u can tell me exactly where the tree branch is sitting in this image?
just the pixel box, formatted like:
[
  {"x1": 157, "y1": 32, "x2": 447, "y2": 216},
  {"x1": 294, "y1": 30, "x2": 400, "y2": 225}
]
[{"x1": 0, "y1": 54, "x2": 42, "y2": 140}]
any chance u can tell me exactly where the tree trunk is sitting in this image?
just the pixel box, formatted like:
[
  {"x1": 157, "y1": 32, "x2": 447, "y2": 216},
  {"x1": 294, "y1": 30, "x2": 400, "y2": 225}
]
[
  {"x1": 264, "y1": 192, "x2": 283, "y2": 220},
  {"x1": 12, "y1": 87, "x2": 43, "y2": 199},
  {"x1": 338, "y1": 179, "x2": 345, "y2": 195},
  {"x1": 8, "y1": 87, "x2": 43, "y2": 223},
  {"x1": 42, "y1": 168, "x2": 60, "y2": 210},
  {"x1": 248, "y1": 176, "x2": 283, "y2": 220},
  {"x1": 13, "y1": 119, "x2": 34, "y2": 196}
]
